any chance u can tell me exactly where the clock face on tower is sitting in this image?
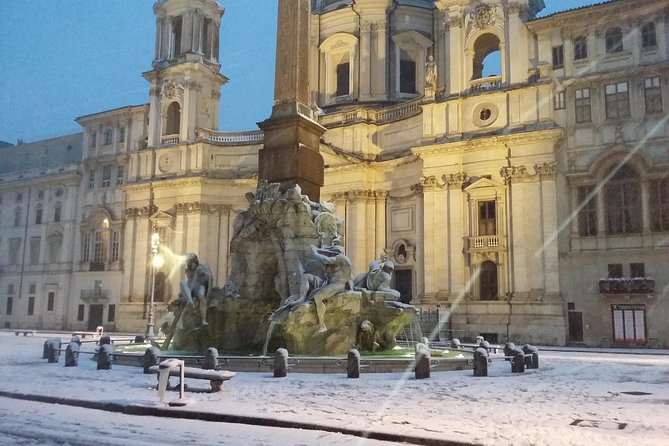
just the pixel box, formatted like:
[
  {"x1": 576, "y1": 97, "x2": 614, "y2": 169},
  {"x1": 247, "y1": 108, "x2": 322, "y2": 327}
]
[{"x1": 158, "y1": 154, "x2": 171, "y2": 173}]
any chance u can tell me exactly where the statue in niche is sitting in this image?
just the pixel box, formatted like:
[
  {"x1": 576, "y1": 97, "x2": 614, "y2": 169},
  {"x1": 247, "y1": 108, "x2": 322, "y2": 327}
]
[
  {"x1": 425, "y1": 55, "x2": 437, "y2": 89},
  {"x1": 353, "y1": 255, "x2": 401, "y2": 301},
  {"x1": 180, "y1": 252, "x2": 214, "y2": 327},
  {"x1": 272, "y1": 242, "x2": 352, "y2": 335}
]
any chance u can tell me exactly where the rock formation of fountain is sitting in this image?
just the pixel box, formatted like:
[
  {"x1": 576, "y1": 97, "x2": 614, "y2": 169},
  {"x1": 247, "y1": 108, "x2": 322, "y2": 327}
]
[{"x1": 164, "y1": 181, "x2": 416, "y2": 356}]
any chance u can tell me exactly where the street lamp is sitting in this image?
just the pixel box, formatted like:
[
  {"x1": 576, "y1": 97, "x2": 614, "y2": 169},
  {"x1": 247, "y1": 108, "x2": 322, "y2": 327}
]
[{"x1": 146, "y1": 228, "x2": 163, "y2": 339}]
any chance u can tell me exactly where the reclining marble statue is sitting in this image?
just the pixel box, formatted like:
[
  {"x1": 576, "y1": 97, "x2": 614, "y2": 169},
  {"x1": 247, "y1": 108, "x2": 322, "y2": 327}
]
[{"x1": 353, "y1": 255, "x2": 401, "y2": 301}]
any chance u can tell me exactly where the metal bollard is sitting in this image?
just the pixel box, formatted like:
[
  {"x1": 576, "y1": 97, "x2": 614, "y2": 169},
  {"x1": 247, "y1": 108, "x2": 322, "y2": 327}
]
[
  {"x1": 97, "y1": 344, "x2": 113, "y2": 370},
  {"x1": 451, "y1": 338, "x2": 461, "y2": 349},
  {"x1": 473, "y1": 347, "x2": 489, "y2": 377},
  {"x1": 415, "y1": 347, "x2": 431, "y2": 380},
  {"x1": 479, "y1": 340, "x2": 491, "y2": 353},
  {"x1": 65, "y1": 342, "x2": 80, "y2": 367},
  {"x1": 47, "y1": 339, "x2": 61, "y2": 363},
  {"x1": 274, "y1": 348, "x2": 288, "y2": 378},
  {"x1": 143, "y1": 346, "x2": 161, "y2": 374},
  {"x1": 98, "y1": 335, "x2": 111, "y2": 346},
  {"x1": 204, "y1": 347, "x2": 219, "y2": 370},
  {"x1": 42, "y1": 340, "x2": 51, "y2": 359},
  {"x1": 347, "y1": 349, "x2": 360, "y2": 379}
]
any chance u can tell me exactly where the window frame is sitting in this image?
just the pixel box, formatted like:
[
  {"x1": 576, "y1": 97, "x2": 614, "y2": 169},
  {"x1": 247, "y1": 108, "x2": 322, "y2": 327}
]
[
  {"x1": 643, "y1": 76, "x2": 662, "y2": 114},
  {"x1": 605, "y1": 81, "x2": 630, "y2": 119},
  {"x1": 552, "y1": 45, "x2": 564, "y2": 68},
  {"x1": 605, "y1": 27, "x2": 624, "y2": 54},
  {"x1": 641, "y1": 22, "x2": 657, "y2": 49},
  {"x1": 573, "y1": 36, "x2": 588, "y2": 60},
  {"x1": 575, "y1": 88, "x2": 591, "y2": 123},
  {"x1": 577, "y1": 186, "x2": 597, "y2": 236}
]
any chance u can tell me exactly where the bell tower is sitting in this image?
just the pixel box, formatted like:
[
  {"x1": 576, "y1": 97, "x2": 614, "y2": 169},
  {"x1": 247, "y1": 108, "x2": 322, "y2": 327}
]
[{"x1": 144, "y1": 0, "x2": 227, "y2": 147}]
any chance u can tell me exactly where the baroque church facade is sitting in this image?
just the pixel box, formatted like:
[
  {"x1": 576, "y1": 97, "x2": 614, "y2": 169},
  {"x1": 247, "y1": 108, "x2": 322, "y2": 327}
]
[{"x1": 1, "y1": 0, "x2": 667, "y2": 348}]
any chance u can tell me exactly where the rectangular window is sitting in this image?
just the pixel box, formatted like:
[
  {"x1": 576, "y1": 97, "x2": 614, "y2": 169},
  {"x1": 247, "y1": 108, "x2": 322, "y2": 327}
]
[
  {"x1": 605, "y1": 82, "x2": 630, "y2": 119},
  {"x1": 100, "y1": 164, "x2": 112, "y2": 188},
  {"x1": 478, "y1": 201, "x2": 497, "y2": 236},
  {"x1": 116, "y1": 165, "x2": 124, "y2": 186},
  {"x1": 37, "y1": 189, "x2": 44, "y2": 200},
  {"x1": 630, "y1": 263, "x2": 645, "y2": 278},
  {"x1": 8, "y1": 284, "x2": 14, "y2": 294},
  {"x1": 118, "y1": 127, "x2": 125, "y2": 143},
  {"x1": 554, "y1": 91, "x2": 565, "y2": 110},
  {"x1": 577, "y1": 186, "x2": 597, "y2": 236},
  {"x1": 27, "y1": 296, "x2": 35, "y2": 316},
  {"x1": 77, "y1": 304, "x2": 85, "y2": 321},
  {"x1": 612, "y1": 304, "x2": 645, "y2": 344},
  {"x1": 649, "y1": 178, "x2": 669, "y2": 232},
  {"x1": 103, "y1": 129, "x2": 113, "y2": 146},
  {"x1": 88, "y1": 170, "x2": 95, "y2": 190},
  {"x1": 16, "y1": 192, "x2": 23, "y2": 203},
  {"x1": 400, "y1": 59, "x2": 417, "y2": 94},
  {"x1": 574, "y1": 37, "x2": 587, "y2": 60},
  {"x1": 82, "y1": 233, "x2": 91, "y2": 262},
  {"x1": 608, "y1": 263, "x2": 623, "y2": 279},
  {"x1": 335, "y1": 62, "x2": 350, "y2": 97},
  {"x1": 644, "y1": 76, "x2": 662, "y2": 114},
  {"x1": 29, "y1": 237, "x2": 40, "y2": 264},
  {"x1": 641, "y1": 23, "x2": 657, "y2": 48},
  {"x1": 47, "y1": 292, "x2": 55, "y2": 311},
  {"x1": 89, "y1": 132, "x2": 96, "y2": 148},
  {"x1": 54, "y1": 204, "x2": 62, "y2": 223},
  {"x1": 575, "y1": 88, "x2": 591, "y2": 123},
  {"x1": 552, "y1": 45, "x2": 564, "y2": 68},
  {"x1": 110, "y1": 231, "x2": 120, "y2": 262},
  {"x1": 35, "y1": 208, "x2": 43, "y2": 225},
  {"x1": 29, "y1": 283, "x2": 36, "y2": 294},
  {"x1": 6, "y1": 296, "x2": 13, "y2": 315},
  {"x1": 94, "y1": 231, "x2": 109, "y2": 263},
  {"x1": 9, "y1": 238, "x2": 21, "y2": 265},
  {"x1": 108, "y1": 304, "x2": 116, "y2": 322},
  {"x1": 14, "y1": 208, "x2": 22, "y2": 226}
]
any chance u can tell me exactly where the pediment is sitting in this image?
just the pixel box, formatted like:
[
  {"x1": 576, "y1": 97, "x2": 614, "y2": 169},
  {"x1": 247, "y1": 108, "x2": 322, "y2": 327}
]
[
  {"x1": 463, "y1": 177, "x2": 504, "y2": 192},
  {"x1": 150, "y1": 210, "x2": 175, "y2": 226}
]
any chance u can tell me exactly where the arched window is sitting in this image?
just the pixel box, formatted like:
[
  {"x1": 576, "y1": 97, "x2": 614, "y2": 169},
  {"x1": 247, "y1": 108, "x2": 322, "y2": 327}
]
[
  {"x1": 165, "y1": 102, "x2": 181, "y2": 136},
  {"x1": 574, "y1": 36, "x2": 588, "y2": 60},
  {"x1": 480, "y1": 261, "x2": 498, "y2": 301},
  {"x1": 605, "y1": 27, "x2": 623, "y2": 53},
  {"x1": 472, "y1": 33, "x2": 501, "y2": 80},
  {"x1": 93, "y1": 218, "x2": 110, "y2": 264},
  {"x1": 605, "y1": 165, "x2": 641, "y2": 234}
]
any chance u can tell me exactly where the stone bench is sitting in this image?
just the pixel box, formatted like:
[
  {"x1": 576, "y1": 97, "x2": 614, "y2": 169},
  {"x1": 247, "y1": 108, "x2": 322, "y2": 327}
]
[
  {"x1": 148, "y1": 365, "x2": 235, "y2": 392},
  {"x1": 15, "y1": 330, "x2": 35, "y2": 336}
]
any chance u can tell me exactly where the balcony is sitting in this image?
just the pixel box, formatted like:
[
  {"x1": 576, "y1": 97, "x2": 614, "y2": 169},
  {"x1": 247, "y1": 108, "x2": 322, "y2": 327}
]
[
  {"x1": 467, "y1": 76, "x2": 502, "y2": 95},
  {"x1": 198, "y1": 129, "x2": 264, "y2": 145},
  {"x1": 598, "y1": 278, "x2": 655, "y2": 295},
  {"x1": 161, "y1": 134, "x2": 180, "y2": 145},
  {"x1": 80, "y1": 289, "x2": 109, "y2": 303},
  {"x1": 467, "y1": 235, "x2": 503, "y2": 251}
]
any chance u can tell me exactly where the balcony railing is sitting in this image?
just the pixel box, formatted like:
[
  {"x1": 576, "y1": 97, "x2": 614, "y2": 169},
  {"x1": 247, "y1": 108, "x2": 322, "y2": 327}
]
[
  {"x1": 598, "y1": 278, "x2": 655, "y2": 294},
  {"x1": 468, "y1": 235, "x2": 501, "y2": 250},
  {"x1": 198, "y1": 129, "x2": 264, "y2": 144},
  {"x1": 468, "y1": 75, "x2": 502, "y2": 95},
  {"x1": 161, "y1": 134, "x2": 180, "y2": 145},
  {"x1": 80, "y1": 289, "x2": 109, "y2": 302}
]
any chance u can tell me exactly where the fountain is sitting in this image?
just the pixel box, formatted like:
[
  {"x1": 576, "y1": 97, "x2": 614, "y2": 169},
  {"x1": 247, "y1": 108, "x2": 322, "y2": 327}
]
[{"x1": 162, "y1": 181, "x2": 417, "y2": 356}]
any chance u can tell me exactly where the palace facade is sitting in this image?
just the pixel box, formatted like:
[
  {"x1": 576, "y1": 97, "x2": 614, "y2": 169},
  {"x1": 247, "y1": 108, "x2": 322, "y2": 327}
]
[{"x1": 1, "y1": 0, "x2": 667, "y2": 347}]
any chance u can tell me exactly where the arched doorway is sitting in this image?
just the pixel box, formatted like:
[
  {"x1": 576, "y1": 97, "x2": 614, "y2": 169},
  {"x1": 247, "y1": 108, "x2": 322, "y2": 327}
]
[{"x1": 480, "y1": 260, "x2": 498, "y2": 301}]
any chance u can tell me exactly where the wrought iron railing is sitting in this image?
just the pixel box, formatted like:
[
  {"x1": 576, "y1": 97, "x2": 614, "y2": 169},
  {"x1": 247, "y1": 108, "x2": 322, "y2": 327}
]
[{"x1": 598, "y1": 278, "x2": 655, "y2": 294}]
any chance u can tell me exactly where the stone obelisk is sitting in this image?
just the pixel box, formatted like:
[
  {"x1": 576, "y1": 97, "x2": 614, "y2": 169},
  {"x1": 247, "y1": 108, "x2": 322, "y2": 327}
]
[{"x1": 257, "y1": 0, "x2": 326, "y2": 202}]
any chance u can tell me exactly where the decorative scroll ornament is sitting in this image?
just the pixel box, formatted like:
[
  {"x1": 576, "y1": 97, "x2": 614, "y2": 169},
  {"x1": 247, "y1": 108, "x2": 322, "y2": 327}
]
[{"x1": 161, "y1": 80, "x2": 184, "y2": 101}]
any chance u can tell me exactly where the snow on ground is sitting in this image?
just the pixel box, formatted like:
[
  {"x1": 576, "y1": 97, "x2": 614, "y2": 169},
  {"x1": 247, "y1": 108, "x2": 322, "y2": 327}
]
[{"x1": 0, "y1": 331, "x2": 668, "y2": 445}]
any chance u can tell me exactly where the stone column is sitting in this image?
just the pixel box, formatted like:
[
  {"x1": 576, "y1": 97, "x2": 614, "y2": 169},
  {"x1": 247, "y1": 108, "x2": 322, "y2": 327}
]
[
  {"x1": 374, "y1": 191, "x2": 387, "y2": 260},
  {"x1": 371, "y1": 21, "x2": 387, "y2": 100},
  {"x1": 258, "y1": 0, "x2": 326, "y2": 201},
  {"x1": 360, "y1": 21, "x2": 372, "y2": 101},
  {"x1": 447, "y1": 16, "x2": 463, "y2": 95}
]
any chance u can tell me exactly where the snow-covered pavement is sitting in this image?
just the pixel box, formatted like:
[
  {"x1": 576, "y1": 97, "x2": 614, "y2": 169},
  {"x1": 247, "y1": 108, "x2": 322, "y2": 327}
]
[{"x1": 0, "y1": 332, "x2": 667, "y2": 445}]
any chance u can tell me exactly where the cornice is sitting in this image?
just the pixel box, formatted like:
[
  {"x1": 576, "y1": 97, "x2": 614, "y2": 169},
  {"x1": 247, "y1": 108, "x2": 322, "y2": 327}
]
[
  {"x1": 500, "y1": 161, "x2": 559, "y2": 184},
  {"x1": 175, "y1": 201, "x2": 231, "y2": 215}
]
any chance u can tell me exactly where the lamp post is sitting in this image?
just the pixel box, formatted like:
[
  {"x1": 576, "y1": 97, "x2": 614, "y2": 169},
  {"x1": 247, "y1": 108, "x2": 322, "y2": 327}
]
[{"x1": 146, "y1": 228, "x2": 163, "y2": 339}]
